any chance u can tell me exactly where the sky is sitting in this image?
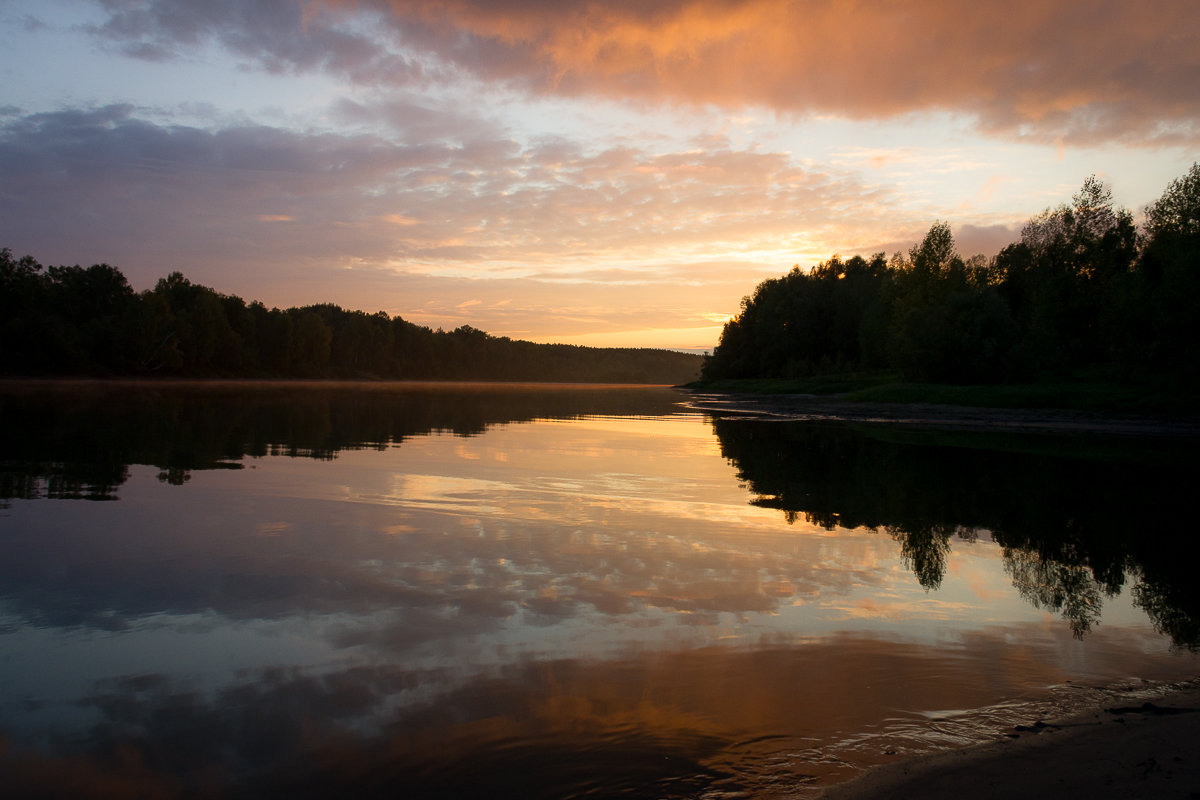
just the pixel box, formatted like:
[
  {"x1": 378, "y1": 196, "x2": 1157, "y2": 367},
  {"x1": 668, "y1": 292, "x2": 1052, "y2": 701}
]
[{"x1": 1, "y1": 0, "x2": 1197, "y2": 351}]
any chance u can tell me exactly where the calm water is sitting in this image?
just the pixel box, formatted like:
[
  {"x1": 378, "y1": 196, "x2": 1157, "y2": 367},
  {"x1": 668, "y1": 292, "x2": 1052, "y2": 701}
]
[{"x1": 1, "y1": 382, "x2": 1198, "y2": 798}]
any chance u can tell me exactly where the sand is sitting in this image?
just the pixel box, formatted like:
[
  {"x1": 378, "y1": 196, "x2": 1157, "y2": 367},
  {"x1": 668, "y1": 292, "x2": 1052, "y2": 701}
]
[{"x1": 819, "y1": 681, "x2": 1200, "y2": 799}]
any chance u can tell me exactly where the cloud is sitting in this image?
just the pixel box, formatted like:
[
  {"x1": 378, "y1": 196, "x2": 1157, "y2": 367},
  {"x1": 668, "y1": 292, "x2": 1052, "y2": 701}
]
[
  {"x1": 955, "y1": 223, "x2": 1024, "y2": 259},
  {"x1": 3, "y1": 99, "x2": 1042, "y2": 345},
  {"x1": 85, "y1": 0, "x2": 1199, "y2": 146},
  {"x1": 33, "y1": 631, "x2": 1063, "y2": 798},
  {"x1": 0, "y1": 103, "x2": 445, "y2": 273},
  {"x1": 0, "y1": 428, "x2": 877, "y2": 639},
  {"x1": 0, "y1": 102, "x2": 922, "y2": 328},
  {"x1": 91, "y1": 0, "x2": 427, "y2": 84},
  {"x1": 376, "y1": 0, "x2": 1200, "y2": 145}
]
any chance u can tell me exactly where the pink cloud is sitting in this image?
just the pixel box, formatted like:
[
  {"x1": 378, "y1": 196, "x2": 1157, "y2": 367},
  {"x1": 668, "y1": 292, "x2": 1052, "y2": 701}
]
[
  {"x1": 313, "y1": 0, "x2": 1199, "y2": 145},
  {"x1": 80, "y1": 1, "x2": 1200, "y2": 146},
  {"x1": 5, "y1": 104, "x2": 892, "y2": 344},
  {"x1": 84, "y1": 1, "x2": 1199, "y2": 146}
]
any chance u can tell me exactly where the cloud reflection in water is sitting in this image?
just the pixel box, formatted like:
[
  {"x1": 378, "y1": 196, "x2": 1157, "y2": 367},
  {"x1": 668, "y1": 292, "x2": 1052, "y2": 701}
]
[{"x1": 1, "y1": 384, "x2": 1196, "y2": 797}]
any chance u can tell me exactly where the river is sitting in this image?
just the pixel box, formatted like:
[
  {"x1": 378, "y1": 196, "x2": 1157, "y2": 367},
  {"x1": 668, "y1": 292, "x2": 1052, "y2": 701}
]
[{"x1": 1, "y1": 381, "x2": 1196, "y2": 798}]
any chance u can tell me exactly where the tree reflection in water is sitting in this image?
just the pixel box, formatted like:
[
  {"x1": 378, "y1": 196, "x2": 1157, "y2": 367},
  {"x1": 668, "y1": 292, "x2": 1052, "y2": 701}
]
[
  {"x1": 3, "y1": 382, "x2": 1197, "y2": 648},
  {"x1": 2, "y1": 383, "x2": 1199, "y2": 797},
  {"x1": 0, "y1": 381, "x2": 685, "y2": 503},
  {"x1": 709, "y1": 416, "x2": 1199, "y2": 647}
]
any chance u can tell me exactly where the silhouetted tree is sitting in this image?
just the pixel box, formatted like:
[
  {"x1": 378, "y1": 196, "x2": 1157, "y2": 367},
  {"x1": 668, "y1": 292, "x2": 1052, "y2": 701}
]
[
  {"x1": 1137, "y1": 163, "x2": 1200, "y2": 380},
  {"x1": 704, "y1": 170, "x2": 1195, "y2": 388},
  {"x1": 0, "y1": 254, "x2": 702, "y2": 383}
]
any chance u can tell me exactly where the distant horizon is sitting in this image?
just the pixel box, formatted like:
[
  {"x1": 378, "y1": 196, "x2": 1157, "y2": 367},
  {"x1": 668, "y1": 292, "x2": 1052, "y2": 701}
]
[{"x1": 3, "y1": 1, "x2": 1197, "y2": 350}]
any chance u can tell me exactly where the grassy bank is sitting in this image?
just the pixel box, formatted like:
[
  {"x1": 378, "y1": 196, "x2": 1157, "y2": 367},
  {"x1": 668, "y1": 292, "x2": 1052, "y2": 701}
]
[{"x1": 687, "y1": 374, "x2": 1200, "y2": 416}]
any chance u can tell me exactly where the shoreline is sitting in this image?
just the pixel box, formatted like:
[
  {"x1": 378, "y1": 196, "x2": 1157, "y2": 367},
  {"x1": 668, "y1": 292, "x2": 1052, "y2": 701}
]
[
  {"x1": 0, "y1": 377, "x2": 680, "y2": 392},
  {"x1": 819, "y1": 679, "x2": 1200, "y2": 799},
  {"x1": 683, "y1": 390, "x2": 1200, "y2": 438}
]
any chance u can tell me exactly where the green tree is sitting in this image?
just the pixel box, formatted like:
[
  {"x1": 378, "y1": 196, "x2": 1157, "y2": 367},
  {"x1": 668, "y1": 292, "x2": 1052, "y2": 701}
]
[
  {"x1": 1137, "y1": 163, "x2": 1200, "y2": 381},
  {"x1": 1006, "y1": 176, "x2": 1136, "y2": 374},
  {"x1": 0, "y1": 249, "x2": 49, "y2": 372},
  {"x1": 46, "y1": 263, "x2": 138, "y2": 372},
  {"x1": 908, "y1": 220, "x2": 958, "y2": 281},
  {"x1": 887, "y1": 223, "x2": 1015, "y2": 382},
  {"x1": 289, "y1": 309, "x2": 332, "y2": 376},
  {"x1": 151, "y1": 272, "x2": 242, "y2": 374}
]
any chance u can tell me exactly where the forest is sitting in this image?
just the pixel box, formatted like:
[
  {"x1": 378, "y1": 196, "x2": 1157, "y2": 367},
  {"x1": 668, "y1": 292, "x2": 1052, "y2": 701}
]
[
  {"x1": 0, "y1": 255, "x2": 702, "y2": 384},
  {"x1": 702, "y1": 165, "x2": 1200, "y2": 387}
]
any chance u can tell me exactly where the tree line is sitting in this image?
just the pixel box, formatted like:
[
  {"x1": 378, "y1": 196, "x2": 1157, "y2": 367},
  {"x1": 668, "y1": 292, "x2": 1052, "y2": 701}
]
[
  {"x1": 0, "y1": 257, "x2": 702, "y2": 384},
  {"x1": 703, "y1": 165, "x2": 1200, "y2": 386}
]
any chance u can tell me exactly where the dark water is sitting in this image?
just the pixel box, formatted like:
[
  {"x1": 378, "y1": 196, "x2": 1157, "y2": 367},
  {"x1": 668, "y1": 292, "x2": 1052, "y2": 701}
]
[{"x1": 1, "y1": 381, "x2": 1197, "y2": 798}]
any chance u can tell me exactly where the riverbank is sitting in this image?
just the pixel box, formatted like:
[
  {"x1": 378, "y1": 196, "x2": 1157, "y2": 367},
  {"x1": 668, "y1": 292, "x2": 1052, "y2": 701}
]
[
  {"x1": 820, "y1": 680, "x2": 1200, "y2": 799},
  {"x1": 682, "y1": 390, "x2": 1200, "y2": 438},
  {"x1": 687, "y1": 375, "x2": 1200, "y2": 416}
]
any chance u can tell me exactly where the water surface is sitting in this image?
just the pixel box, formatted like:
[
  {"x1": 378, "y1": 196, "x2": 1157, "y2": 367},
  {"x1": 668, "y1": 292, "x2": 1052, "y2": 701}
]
[{"x1": 1, "y1": 382, "x2": 1197, "y2": 798}]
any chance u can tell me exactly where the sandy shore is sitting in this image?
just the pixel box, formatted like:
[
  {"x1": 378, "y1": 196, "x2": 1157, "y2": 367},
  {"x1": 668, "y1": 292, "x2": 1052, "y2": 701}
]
[
  {"x1": 819, "y1": 681, "x2": 1200, "y2": 799},
  {"x1": 683, "y1": 391, "x2": 1200, "y2": 438}
]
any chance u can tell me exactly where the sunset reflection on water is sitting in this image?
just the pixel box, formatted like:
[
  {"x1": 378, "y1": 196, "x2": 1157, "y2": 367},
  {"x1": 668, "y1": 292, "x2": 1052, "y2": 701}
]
[{"x1": 0, "y1": 384, "x2": 1195, "y2": 798}]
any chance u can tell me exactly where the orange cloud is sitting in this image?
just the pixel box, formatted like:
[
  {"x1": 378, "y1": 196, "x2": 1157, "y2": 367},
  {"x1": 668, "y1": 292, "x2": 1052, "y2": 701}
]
[{"x1": 311, "y1": 0, "x2": 1199, "y2": 144}]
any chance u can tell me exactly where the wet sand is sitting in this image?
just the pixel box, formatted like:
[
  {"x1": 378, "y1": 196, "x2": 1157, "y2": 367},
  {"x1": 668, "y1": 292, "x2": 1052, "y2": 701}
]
[
  {"x1": 820, "y1": 681, "x2": 1200, "y2": 799},
  {"x1": 683, "y1": 391, "x2": 1200, "y2": 438}
]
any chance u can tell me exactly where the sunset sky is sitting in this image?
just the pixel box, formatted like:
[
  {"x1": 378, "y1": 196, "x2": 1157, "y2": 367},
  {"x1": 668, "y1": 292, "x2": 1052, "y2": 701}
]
[{"x1": 2, "y1": 1, "x2": 1197, "y2": 351}]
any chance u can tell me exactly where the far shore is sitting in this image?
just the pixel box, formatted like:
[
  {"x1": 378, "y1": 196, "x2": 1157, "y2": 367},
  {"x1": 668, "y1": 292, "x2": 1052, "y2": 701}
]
[
  {"x1": 7, "y1": 377, "x2": 1200, "y2": 437},
  {"x1": 0, "y1": 377, "x2": 681, "y2": 391},
  {"x1": 682, "y1": 389, "x2": 1200, "y2": 438},
  {"x1": 819, "y1": 679, "x2": 1200, "y2": 799}
]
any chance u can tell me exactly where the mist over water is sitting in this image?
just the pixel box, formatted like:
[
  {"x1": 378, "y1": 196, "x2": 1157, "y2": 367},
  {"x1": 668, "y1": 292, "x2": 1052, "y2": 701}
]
[{"x1": 1, "y1": 382, "x2": 1196, "y2": 797}]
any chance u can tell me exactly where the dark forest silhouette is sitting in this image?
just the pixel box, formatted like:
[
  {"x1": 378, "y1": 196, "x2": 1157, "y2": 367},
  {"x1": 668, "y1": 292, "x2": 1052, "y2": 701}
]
[
  {"x1": 703, "y1": 166, "x2": 1200, "y2": 387},
  {"x1": 0, "y1": 256, "x2": 702, "y2": 384}
]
